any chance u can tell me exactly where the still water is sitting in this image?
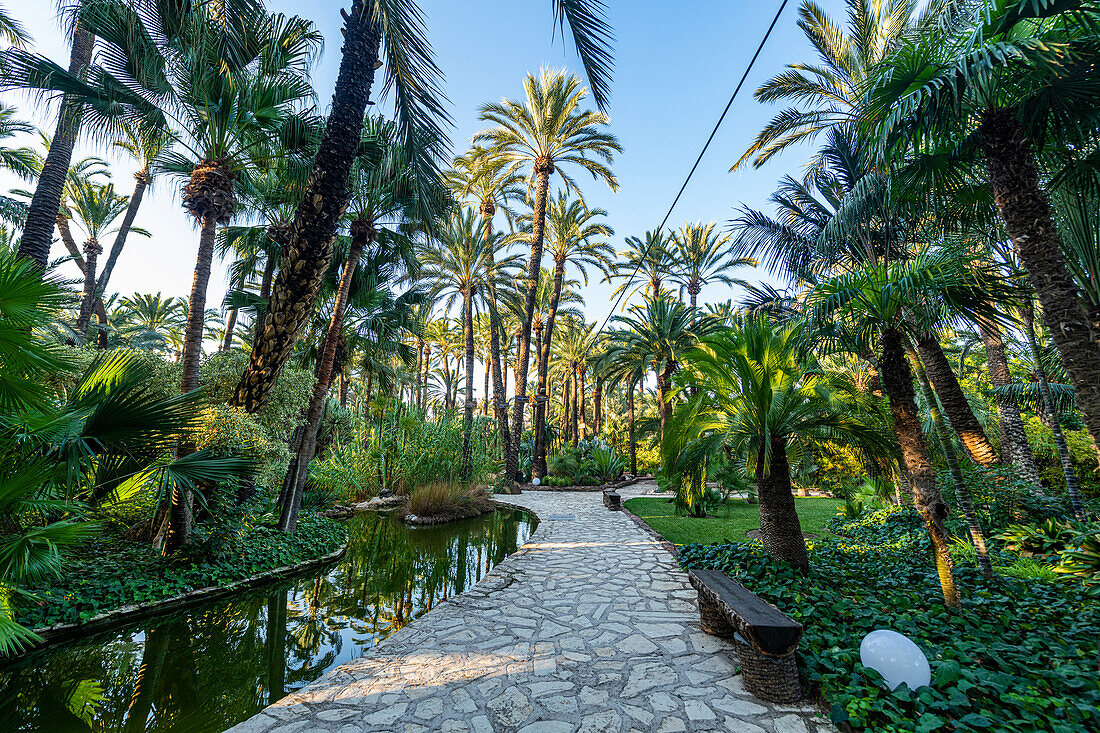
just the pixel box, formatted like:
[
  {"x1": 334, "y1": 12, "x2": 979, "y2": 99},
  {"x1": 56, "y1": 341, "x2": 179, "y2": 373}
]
[{"x1": 0, "y1": 507, "x2": 536, "y2": 732}]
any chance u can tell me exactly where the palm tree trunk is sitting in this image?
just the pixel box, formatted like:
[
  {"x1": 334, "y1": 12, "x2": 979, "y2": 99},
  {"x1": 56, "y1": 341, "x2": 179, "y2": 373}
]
[
  {"x1": 910, "y1": 348, "x2": 993, "y2": 578},
  {"x1": 232, "y1": 1, "x2": 381, "y2": 413},
  {"x1": 508, "y1": 161, "x2": 553, "y2": 487},
  {"x1": 977, "y1": 318, "x2": 1042, "y2": 486},
  {"x1": 533, "y1": 326, "x2": 546, "y2": 478},
  {"x1": 461, "y1": 289, "x2": 476, "y2": 481},
  {"x1": 579, "y1": 366, "x2": 588, "y2": 439},
  {"x1": 339, "y1": 372, "x2": 348, "y2": 407},
  {"x1": 56, "y1": 212, "x2": 85, "y2": 272},
  {"x1": 571, "y1": 367, "x2": 579, "y2": 448},
  {"x1": 879, "y1": 327, "x2": 959, "y2": 608},
  {"x1": 180, "y1": 213, "x2": 218, "y2": 393},
  {"x1": 76, "y1": 240, "x2": 100, "y2": 339},
  {"x1": 1021, "y1": 304, "x2": 1087, "y2": 522},
  {"x1": 534, "y1": 258, "x2": 567, "y2": 477},
  {"x1": 594, "y1": 375, "x2": 603, "y2": 435},
  {"x1": 980, "y1": 107, "x2": 1100, "y2": 449},
  {"x1": 481, "y1": 215, "x2": 512, "y2": 484},
  {"x1": 915, "y1": 335, "x2": 997, "y2": 465},
  {"x1": 413, "y1": 337, "x2": 423, "y2": 407},
  {"x1": 95, "y1": 170, "x2": 149, "y2": 296},
  {"x1": 278, "y1": 223, "x2": 370, "y2": 532},
  {"x1": 19, "y1": 22, "x2": 94, "y2": 271},
  {"x1": 658, "y1": 359, "x2": 675, "y2": 437},
  {"x1": 221, "y1": 307, "x2": 238, "y2": 351},
  {"x1": 483, "y1": 347, "x2": 490, "y2": 417},
  {"x1": 755, "y1": 439, "x2": 809, "y2": 573},
  {"x1": 627, "y1": 382, "x2": 637, "y2": 475},
  {"x1": 561, "y1": 373, "x2": 570, "y2": 441}
]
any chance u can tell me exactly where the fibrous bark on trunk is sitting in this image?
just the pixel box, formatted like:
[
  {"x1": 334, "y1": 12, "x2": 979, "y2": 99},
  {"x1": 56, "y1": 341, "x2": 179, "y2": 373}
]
[
  {"x1": 981, "y1": 107, "x2": 1100, "y2": 451},
  {"x1": 977, "y1": 318, "x2": 1042, "y2": 486},
  {"x1": 232, "y1": 1, "x2": 381, "y2": 414},
  {"x1": 916, "y1": 335, "x2": 998, "y2": 466},
  {"x1": 755, "y1": 438, "x2": 809, "y2": 573},
  {"x1": 879, "y1": 327, "x2": 959, "y2": 608}
]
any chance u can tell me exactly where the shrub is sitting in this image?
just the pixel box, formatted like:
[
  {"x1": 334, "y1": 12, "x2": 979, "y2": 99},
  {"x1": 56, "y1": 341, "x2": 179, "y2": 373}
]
[
  {"x1": 588, "y1": 446, "x2": 624, "y2": 482},
  {"x1": 680, "y1": 537, "x2": 1099, "y2": 732}
]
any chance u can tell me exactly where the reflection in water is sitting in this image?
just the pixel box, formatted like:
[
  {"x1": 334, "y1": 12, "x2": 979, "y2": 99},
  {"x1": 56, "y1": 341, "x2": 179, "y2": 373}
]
[{"x1": 0, "y1": 508, "x2": 536, "y2": 732}]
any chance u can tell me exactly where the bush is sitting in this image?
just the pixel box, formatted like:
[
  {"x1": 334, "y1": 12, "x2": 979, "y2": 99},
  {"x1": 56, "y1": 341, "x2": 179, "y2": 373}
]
[
  {"x1": 1023, "y1": 416, "x2": 1100, "y2": 499},
  {"x1": 680, "y1": 537, "x2": 1099, "y2": 732}
]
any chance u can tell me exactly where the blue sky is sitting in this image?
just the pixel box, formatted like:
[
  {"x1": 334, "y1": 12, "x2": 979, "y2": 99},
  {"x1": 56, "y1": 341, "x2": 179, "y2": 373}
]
[{"x1": 1, "y1": 0, "x2": 827, "y2": 326}]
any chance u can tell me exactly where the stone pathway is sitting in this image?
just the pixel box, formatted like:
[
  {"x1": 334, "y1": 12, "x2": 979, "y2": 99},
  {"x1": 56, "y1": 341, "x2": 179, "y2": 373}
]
[{"x1": 229, "y1": 488, "x2": 834, "y2": 733}]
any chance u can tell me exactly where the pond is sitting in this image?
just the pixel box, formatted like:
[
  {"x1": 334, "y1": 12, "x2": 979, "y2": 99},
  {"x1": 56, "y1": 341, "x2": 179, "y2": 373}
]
[{"x1": 0, "y1": 507, "x2": 537, "y2": 732}]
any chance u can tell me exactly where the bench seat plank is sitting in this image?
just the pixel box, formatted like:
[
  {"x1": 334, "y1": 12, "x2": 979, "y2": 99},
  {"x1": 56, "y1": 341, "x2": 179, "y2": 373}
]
[{"x1": 688, "y1": 569, "x2": 802, "y2": 657}]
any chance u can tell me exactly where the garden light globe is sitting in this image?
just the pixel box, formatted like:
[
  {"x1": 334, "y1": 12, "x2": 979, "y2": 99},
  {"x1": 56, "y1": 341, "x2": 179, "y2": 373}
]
[
  {"x1": 531, "y1": 477, "x2": 541, "y2": 486},
  {"x1": 859, "y1": 630, "x2": 931, "y2": 691}
]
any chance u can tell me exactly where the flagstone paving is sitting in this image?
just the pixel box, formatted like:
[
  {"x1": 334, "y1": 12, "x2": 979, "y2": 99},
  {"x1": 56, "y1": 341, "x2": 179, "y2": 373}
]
[{"x1": 229, "y1": 486, "x2": 834, "y2": 733}]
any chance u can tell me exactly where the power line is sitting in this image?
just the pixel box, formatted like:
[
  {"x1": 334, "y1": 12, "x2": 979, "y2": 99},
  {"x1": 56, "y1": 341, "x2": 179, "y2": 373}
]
[{"x1": 589, "y1": 0, "x2": 791, "y2": 345}]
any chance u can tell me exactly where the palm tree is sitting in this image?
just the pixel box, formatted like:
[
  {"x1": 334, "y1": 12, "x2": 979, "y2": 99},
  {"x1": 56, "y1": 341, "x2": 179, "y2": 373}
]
[
  {"x1": 113, "y1": 293, "x2": 187, "y2": 356},
  {"x1": 421, "y1": 208, "x2": 519, "y2": 479},
  {"x1": 445, "y1": 147, "x2": 525, "y2": 482},
  {"x1": 668, "y1": 315, "x2": 893, "y2": 566},
  {"x1": 92, "y1": 124, "x2": 173, "y2": 306},
  {"x1": 0, "y1": 104, "x2": 37, "y2": 227},
  {"x1": 605, "y1": 295, "x2": 714, "y2": 437},
  {"x1": 64, "y1": 179, "x2": 143, "y2": 339},
  {"x1": 522, "y1": 191, "x2": 613, "y2": 476},
  {"x1": 279, "y1": 119, "x2": 443, "y2": 532},
  {"x1": 732, "y1": 0, "x2": 921, "y2": 170},
  {"x1": 609, "y1": 230, "x2": 673, "y2": 301},
  {"x1": 595, "y1": 341, "x2": 648, "y2": 474},
  {"x1": 670, "y1": 221, "x2": 755, "y2": 307},
  {"x1": 867, "y1": 0, "x2": 1100, "y2": 447},
  {"x1": 475, "y1": 68, "x2": 621, "y2": 486},
  {"x1": 807, "y1": 247, "x2": 1014, "y2": 607}
]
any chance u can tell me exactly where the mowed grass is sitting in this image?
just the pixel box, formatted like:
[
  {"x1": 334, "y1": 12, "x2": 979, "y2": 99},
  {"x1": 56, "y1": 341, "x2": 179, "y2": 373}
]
[{"x1": 623, "y1": 496, "x2": 844, "y2": 546}]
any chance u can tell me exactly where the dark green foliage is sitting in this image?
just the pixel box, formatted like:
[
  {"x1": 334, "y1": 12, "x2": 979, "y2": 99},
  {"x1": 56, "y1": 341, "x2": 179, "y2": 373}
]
[
  {"x1": 18, "y1": 501, "x2": 346, "y2": 630},
  {"x1": 680, "y1": 537, "x2": 1099, "y2": 732}
]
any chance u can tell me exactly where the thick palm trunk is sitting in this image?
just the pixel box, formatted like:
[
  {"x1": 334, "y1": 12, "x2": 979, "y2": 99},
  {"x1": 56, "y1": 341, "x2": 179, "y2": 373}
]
[
  {"x1": 916, "y1": 335, "x2": 997, "y2": 465},
  {"x1": 980, "y1": 108, "x2": 1100, "y2": 448},
  {"x1": 628, "y1": 383, "x2": 637, "y2": 474},
  {"x1": 76, "y1": 239, "x2": 100, "y2": 339},
  {"x1": 593, "y1": 375, "x2": 603, "y2": 435},
  {"x1": 232, "y1": 1, "x2": 381, "y2": 413},
  {"x1": 571, "y1": 367, "x2": 579, "y2": 448},
  {"x1": 95, "y1": 170, "x2": 149, "y2": 297},
  {"x1": 483, "y1": 348, "x2": 490, "y2": 417},
  {"x1": 19, "y1": 23, "x2": 94, "y2": 271},
  {"x1": 278, "y1": 224, "x2": 369, "y2": 532},
  {"x1": 532, "y1": 326, "x2": 546, "y2": 478},
  {"x1": 755, "y1": 439, "x2": 809, "y2": 573},
  {"x1": 534, "y1": 259, "x2": 567, "y2": 477},
  {"x1": 658, "y1": 359, "x2": 675, "y2": 437},
  {"x1": 1021, "y1": 305, "x2": 1087, "y2": 522},
  {"x1": 180, "y1": 214, "x2": 218, "y2": 393},
  {"x1": 911, "y1": 349, "x2": 993, "y2": 578},
  {"x1": 461, "y1": 289, "x2": 476, "y2": 481},
  {"x1": 978, "y1": 319, "x2": 1042, "y2": 486},
  {"x1": 507, "y1": 162, "x2": 552, "y2": 487},
  {"x1": 880, "y1": 327, "x2": 959, "y2": 608}
]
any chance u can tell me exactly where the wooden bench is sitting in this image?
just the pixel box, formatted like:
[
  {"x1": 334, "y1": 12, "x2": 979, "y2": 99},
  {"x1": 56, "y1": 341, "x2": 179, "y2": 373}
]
[
  {"x1": 602, "y1": 489, "x2": 621, "y2": 510},
  {"x1": 688, "y1": 568, "x2": 804, "y2": 703}
]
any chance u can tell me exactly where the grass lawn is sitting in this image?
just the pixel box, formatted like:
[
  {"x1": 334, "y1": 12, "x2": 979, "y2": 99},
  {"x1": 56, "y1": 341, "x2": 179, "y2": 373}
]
[{"x1": 624, "y1": 495, "x2": 843, "y2": 546}]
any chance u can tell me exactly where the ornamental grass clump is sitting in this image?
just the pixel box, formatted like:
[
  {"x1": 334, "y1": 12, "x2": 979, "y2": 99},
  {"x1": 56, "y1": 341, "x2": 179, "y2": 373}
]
[{"x1": 401, "y1": 482, "x2": 494, "y2": 525}]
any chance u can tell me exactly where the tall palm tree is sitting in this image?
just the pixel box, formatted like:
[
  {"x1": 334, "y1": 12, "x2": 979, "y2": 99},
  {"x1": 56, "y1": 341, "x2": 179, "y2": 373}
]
[
  {"x1": 669, "y1": 315, "x2": 893, "y2": 565},
  {"x1": 521, "y1": 191, "x2": 613, "y2": 476},
  {"x1": 670, "y1": 221, "x2": 755, "y2": 307},
  {"x1": 609, "y1": 229, "x2": 673, "y2": 301},
  {"x1": 732, "y1": 0, "x2": 921, "y2": 170},
  {"x1": 421, "y1": 208, "x2": 519, "y2": 479},
  {"x1": 867, "y1": 0, "x2": 1100, "y2": 447},
  {"x1": 445, "y1": 147, "x2": 525, "y2": 482},
  {"x1": 113, "y1": 293, "x2": 187, "y2": 355},
  {"x1": 64, "y1": 179, "x2": 141, "y2": 339},
  {"x1": 92, "y1": 124, "x2": 173, "y2": 307},
  {"x1": 475, "y1": 68, "x2": 621, "y2": 486},
  {"x1": 605, "y1": 295, "x2": 714, "y2": 437},
  {"x1": 807, "y1": 247, "x2": 1014, "y2": 607}
]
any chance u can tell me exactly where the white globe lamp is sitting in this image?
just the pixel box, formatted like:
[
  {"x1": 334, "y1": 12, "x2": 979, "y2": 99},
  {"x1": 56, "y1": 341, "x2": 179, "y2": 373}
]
[
  {"x1": 531, "y1": 477, "x2": 541, "y2": 486},
  {"x1": 859, "y1": 630, "x2": 931, "y2": 691}
]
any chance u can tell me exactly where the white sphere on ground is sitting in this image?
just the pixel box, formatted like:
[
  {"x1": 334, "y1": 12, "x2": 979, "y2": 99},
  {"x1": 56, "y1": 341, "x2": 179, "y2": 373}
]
[
  {"x1": 859, "y1": 629, "x2": 931, "y2": 691},
  {"x1": 532, "y1": 477, "x2": 541, "y2": 486}
]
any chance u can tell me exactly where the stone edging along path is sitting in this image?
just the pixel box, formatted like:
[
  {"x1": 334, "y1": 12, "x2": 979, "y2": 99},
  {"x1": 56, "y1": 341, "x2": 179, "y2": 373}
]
[
  {"x1": 230, "y1": 487, "x2": 834, "y2": 733},
  {"x1": 15, "y1": 544, "x2": 347, "y2": 658}
]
